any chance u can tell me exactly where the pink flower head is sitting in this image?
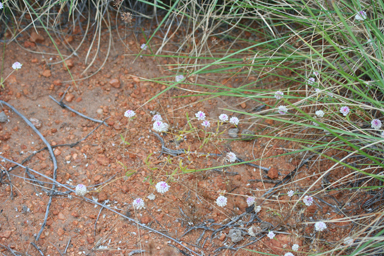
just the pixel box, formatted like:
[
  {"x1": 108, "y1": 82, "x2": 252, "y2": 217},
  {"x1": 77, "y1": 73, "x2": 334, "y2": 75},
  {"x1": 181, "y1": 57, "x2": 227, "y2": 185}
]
[
  {"x1": 175, "y1": 75, "x2": 185, "y2": 82},
  {"x1": 219, "y1": 114, "x2": 228, "y2": 122},
  {"x1": 124, "y1": 110, "x2": 136, "y2": 118},
  {"x1": 140, "y1": 44, "x2": 148, "y2": 50},
  {"x1": 195, "y1": 111, "x2": 206, "y2": 120},
  {"x1": 275, "y1": 91, "x2": 284, "y2": 100},
  {"x1": 303, "y1": 195, "x2": 313, "y2": 206},
  {"x1": 12, "y1": 62, "x2": 22, "y2": 70},
  {"x1": 307, "y1": 77, "x2": 315, "y2": 85},
  {"x1": 202, "y1": 120, "x2": 210, "y2": 128},
  {"x1": 340, "y1": 106, "x2": 350, "y2": 116},
  {"x1": 267, "y1": 231, "x2": 275, "y2": 239},
  {"x1": 355, "y1": 11, "x2": 367, "y2": 21},
  {"x1": 152, "y1": 114, "x2": 162, "y2": 121},
  {"x1": 371, "y1": 119, "x2": 382, "y2": 130},
  {"x1": 155, "y1": 181, "x2": 170, "y2": 194},
  {"x1": 315, "y1": 221, "x2": 327, "y2": 231},
  {"x1": 229, "y1": 116, "x2": 239, "y2": 125},
  {"x1": 75, "y1": 184, "x2": 87, "y2": 196},
  {"x1": 278, "y1": 105, "x2": 288, "y2": 115},
  {"x1": 153, "y1": 121, "x2": 168, "y2": 132},
  {"x1": 216, "y1": 195, "x2": 227, "y2": 207},
  {"x1": 132, "y1": 198, "x2": 145, "y2": 210},
  {"x1": 246, "y1": 197, "x2": 255, "y2": 206},
  {"x1": 226, "y1": 152, "x2": 237, "y2": 163}
]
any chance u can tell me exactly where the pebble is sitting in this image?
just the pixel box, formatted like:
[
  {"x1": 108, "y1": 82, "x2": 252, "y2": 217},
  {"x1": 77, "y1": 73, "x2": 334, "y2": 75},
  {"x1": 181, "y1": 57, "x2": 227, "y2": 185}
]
[
  {"x1": 42, "y1": 70, "x2": 51, "y2": 77},
  {"x1": 53, "y1": 80, "x2": 62, "y2": 86},
  {"x1": 64, "y1": 59, "x2": 74, "y2": 69},
  {"x1": 228, "y1": 228, "x2": 243, "y2": 243},
  {"x1": 98, "y1": 191, "x2": 108, "y2": 201},
  {"x1": 58, "y1": 212, "x2": 65, "y2": 220},
  {"x1": 228, "y1": 128, "x2": 239, "y2": 138},
  {"x1": 0, "y1": 112, "x2": 8, "y2": 122},
  {"x1": 109, "y1": 78, "x2": 121, "y2": 88},
  {"x1": 241, "y1": 129, "x2": 255, "y2": 140},
  {"x1": 65, "y1": 93, "x2": 75, "y2": 102},
  {"x1": 30, "y1": 118, "x2": 42, "y2": 129},
  {"x1": 96, "y1": 108, "x2": 103, "y2": 114},
  {"x1": 57, "y1": 228, "x2": 64, "y2": 236},
  {"x1": 267, "y1": 167, "x2": 278, "y2": 179},
  {"x1": 141, "y1": 215, "x2": 150, "y2": 224},
  {"x1": 54, "y1": 149, "x2": 61, "y2": 156},
  {"x1": 30, "y1": 31, "x2": 44, "y2": 43}
]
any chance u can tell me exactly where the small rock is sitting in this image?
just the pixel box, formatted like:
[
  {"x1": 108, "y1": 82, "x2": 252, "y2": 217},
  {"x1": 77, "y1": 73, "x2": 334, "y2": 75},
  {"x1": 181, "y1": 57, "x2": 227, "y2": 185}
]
[
  {"x1": 0, "y1": 112, "x2": 8, "y2": 123},
  {"x1": 132, "y1": 76, "x2": 140, "y2": 84},
  {"x1": 30, "y1": 31, "x2": 44, "y2": 43},
  {"x1": 265, "y1": 119, "x2": 274, "y2": 125},
  {"x1": 42, "y1": 70, "x2": 51, "y2": 77},
  {"x1": 31, "y1": 58, "x2": 38, "y2": 63},
  {"x1": 0, "y1": 230, "x2": 12, "y2": 238},
  {"x1": 65, "y1": 35, "x2": 74, "y2": 43},
  {"x1": 109, "y1": 78, "x2": 120, "y2": 88},
  {"x1": 96, "y1": 154, "x2": 109, "y2": 166},
  {"x1": 268, "y1": 167, "x2": 278, "y2": 179},
  {"x1": 228, "y1": 128, "x2": 239, "y2": 138},
  {"x1": 219, "y1": 232, "x2": 226, "y2": 241},
  {"x1": 141, "y1": 215, "x2": 150, "y2": 224},
  {"x1": 98, "y1": 191, "x2": 108, "y2": 202},
  {"x1": 241, "y1": 129, "x2": 255, "y2": 140},
  {"x1": 53, "y1": 80, "x2": 62, "y2": 86},
  {"x1": 228, "y1": 228, "x2": 243, "y2": 243},
  {"x1": 57, "y1": 228, "x2": 64, "y2": 236},
  {"x1": 87, "y1": 236, "x2": 95, "y2": 244},
  {"x1": 96, "y1": 109, "x2": 103, "y2": 114},
  {"x1": 58, "y1": 212, "x2": 65, "y2": 220},
  {"x1": 240, "y1": 102, "x2": 247, "y2": 109},
  {"x1": 65, "y1": 93, "x2": 75, "y2": 102},
  {"x1": 29, "y1": 118, "x2": 42, "y2": 129},
  {"x1": 63, "y1": 59, "x2": 74, "y2": 69},
  {"x1": 94, "y1": 175, "x2": 102, "y2": 182},
  {"x1": 54, "y1": 149, "x2": 61, "y2": 156},
  {"x1": 8, "y1": 75, "x2": 17, "y2": 84}
]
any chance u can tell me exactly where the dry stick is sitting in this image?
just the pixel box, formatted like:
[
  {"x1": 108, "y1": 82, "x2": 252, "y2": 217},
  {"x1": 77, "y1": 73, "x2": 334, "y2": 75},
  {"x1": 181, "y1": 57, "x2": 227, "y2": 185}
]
[
  {"x1": 2, "y1": 169, "x2": 14, "y2": 200},
  {"x1": 8, "y1": 117, "x2": 108, "y2": 174},
  {"x1": 0, "y1": 157, "x2": 201, "y2": 256},
  {"x1": 31, "y1": 242, "x2": 44, "y2": 256},
  {"x1": 0, "y1": 100, "x2": 57, "y2": 241},
  {"x1": 94, "y1": 201, "x2": 106, "y2": 236},
  {"x1": 64, "y1": 237, "x2": 71, "y2": 254},
  {"x1": 0, "y1": 243, "x2": 20, "y2": 256},
  {"x1": 49, "y1": 95, "x2": 108, "y2": 126}
]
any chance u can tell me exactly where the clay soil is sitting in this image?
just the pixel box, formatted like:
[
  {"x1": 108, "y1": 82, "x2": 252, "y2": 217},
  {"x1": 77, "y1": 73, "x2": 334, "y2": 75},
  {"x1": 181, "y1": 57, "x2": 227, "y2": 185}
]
[{"x1": 0, "y1": 24, "x2": 364, "y2": 256}]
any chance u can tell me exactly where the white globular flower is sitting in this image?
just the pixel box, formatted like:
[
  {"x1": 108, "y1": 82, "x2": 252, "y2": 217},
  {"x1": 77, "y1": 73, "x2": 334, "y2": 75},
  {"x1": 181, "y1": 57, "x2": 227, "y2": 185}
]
[
  {"x1": 307, "y1": 77, "x2": 315, "y2": 85},
  {"x1": 284, "y1": 253, "x2": 295, "y2": 256},
  {"x1": 0, "y1": 3, "x2": 3, "y2": 9},
  {"x1": 355, "y1": 10, "x2": 367, "y2": 21},
  {"x1": 340, "y1": 106, "x2": 350, "y2": 116},
  {"x1": 153, "y1": 121, "x2": 168, "y2": 132},
  {"x1": 292, "y1": 244, "x2": 299, "y2": 251},
  {"x1": 371, "y1": 119, "x2": 382, "y2": 130},
  {"x1": 147, "y1": 193, "x2": 156, "y2": 200},
  {"x1": 132, "y1": 198, "x2": 145, "y2": 210},
  {"x1": 315, "y1": 88, "x2": 321, "y2": 93},
  {"x1": 315, "y1": 221, "x2": 327, "y2": 231},
  {"x1": 140, "y1": 44, "x2": 148, "y2": 50},
  {"x1": 315, "y1": 110, "x2": 325, "y2": 117},
  {"x1": 202, "y1": 120, "x2": 210, "y2": 128},
  {"x1": 246, "y1": 197, "x2": 255, "y2": 207},
  {"x1": 313, "y1": 71, "x2": 319, "y2": 76},
  {"x1": 152, "y1": 114, "x2": 162, "y2": 122},
  {"x1": 275, "y1": 91, "x2": 284, "y2": 100},
  {"x1": 278, "y1": 105, "x2": 288, "y2": 115},
  {"x1": 175, "y1": 75, "x2": 185, "y2": 82},
  {"x1": 75, "y1": 184, "x2": 87, "y2": 196},
  {"x1": 267, "y1": 231, "x2": 275, "y2": 239},
  {"x1": 229, "y1": 116, "x2": 239, "y2": 125},
  {"x1": 226, "y1": 152, "x2": 237, "y2": 163},
  {"x1": 12, "y1": 62, "x2": 22, "y2": 70},
  {"x1": 344, "y1": 237, "x2": 354, "y2": 246},
  {"x1": 124, "y1": 110, "x2": 135, "y2": 118},
  {"x1": 195, "y1": 111, "x2": 206, "y2": 120},
  {"x1": 219, "y1": 114, "x2": 228, "y2": 122},
  {"x1": 155, "y1": 181, "x2": 170, "y2": 194},
  {"x1": 216, "y1": 195, "x2": 227, "y2": 207},
  {"x1": 303, "y1": 195, "x2": 313, "y2": 206},
  {"x1": 287, "y1": 190, "x2": 294, "y2": 197}
]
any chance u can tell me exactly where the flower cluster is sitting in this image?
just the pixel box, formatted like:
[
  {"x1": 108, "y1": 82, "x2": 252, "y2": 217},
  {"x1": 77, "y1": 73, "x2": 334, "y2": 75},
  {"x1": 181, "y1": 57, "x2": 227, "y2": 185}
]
[
  {"x1": 226, "y1": 152, "x2": 237, "y2": 163},
  {"x1": 315, "y1": 221, "x2": 327, "y2": 231},
  {"x1": 75, "y1": 184, "x2": 87, "y2": 196},
  {"x1": 340, "y1": 106, "x2": 350, "y2": 116},
  {"x1": 132, "y1": 198, "x2": 145, "y2": 210},
  {"x1": 216, "y1": 195, "x2": 227, "y2": 207},
  {"x1": 140, "y1": 44, "x2": 148, "y2": 50},
  {"x1": 156, "y1": 181, "x2": 170, "y2": 194},
  {"x1": 124, "y1": 109, "x2": 135, "y2": 118},
  {"x1": 12, "y1": 62, "x2": 22, "y2": 70},
  {"x1": 275, "y1": 91, "x2": 284, "y2": 100},
  {"x1": 153, "y1": 120, "x2": 169, "y2": 132},
  {"x1": 175, "y1": 75, "x2": 185, "y2": 82},
  {"x1": 246, "y1": 197, "x2": 255, "y2": 206},
  {"x1": 371, "y1": 119, "x2": 382, "y2": 130},
  {"x1": 219, "y1": 114, "x2": 228, "y2": 122},
  {"x1": 303, "y1": 195, "x2": 313, "y2": 206},
  {"x1": 267, "y1": 231, "x2": 275, "y2": 239},
  {"x1": 278, "y1": 105, "x2": 288, "y2": 115}
]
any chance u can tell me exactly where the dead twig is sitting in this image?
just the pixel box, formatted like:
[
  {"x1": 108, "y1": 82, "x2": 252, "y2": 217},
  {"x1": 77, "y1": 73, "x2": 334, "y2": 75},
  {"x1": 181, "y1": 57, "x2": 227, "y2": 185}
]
[
  {"x1": 49, "y1": 95, "x2": 108, "y2": 126},
  {"x1": 31, "y1": 242, "x2": 44, "y2": 256}
]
